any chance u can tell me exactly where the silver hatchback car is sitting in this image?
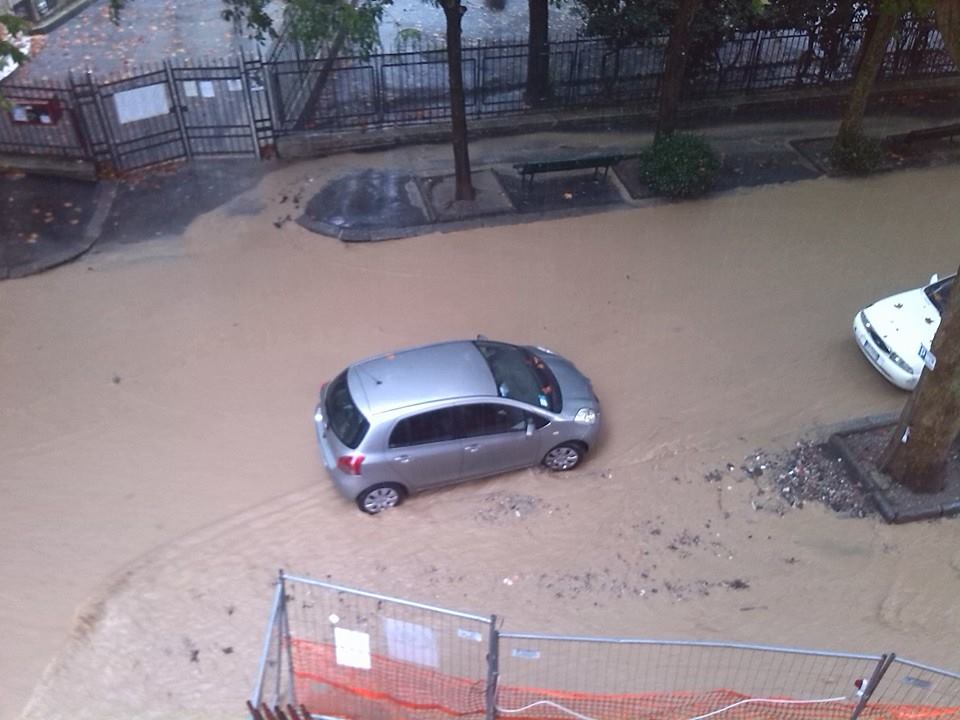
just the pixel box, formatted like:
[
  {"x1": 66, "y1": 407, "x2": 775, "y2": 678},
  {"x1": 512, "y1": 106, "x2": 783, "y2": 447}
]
[{"x1": 314, "y1": 339, "x2": 601, "y2": 513}]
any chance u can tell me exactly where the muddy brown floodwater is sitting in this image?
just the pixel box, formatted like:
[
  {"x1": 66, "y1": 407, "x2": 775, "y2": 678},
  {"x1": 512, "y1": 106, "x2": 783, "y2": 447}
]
[{"x1": 2, "y1": 150, "x2": 960, "y2": 719}]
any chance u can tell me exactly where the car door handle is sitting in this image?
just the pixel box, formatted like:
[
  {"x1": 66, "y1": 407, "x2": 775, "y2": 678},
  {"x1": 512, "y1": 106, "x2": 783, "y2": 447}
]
[
  {"x1": 393, "y1": 455, "x2": 410, "y2": 463},
  {"x1": 464, "y1": 444, "x2": 479, "y2": 452}
]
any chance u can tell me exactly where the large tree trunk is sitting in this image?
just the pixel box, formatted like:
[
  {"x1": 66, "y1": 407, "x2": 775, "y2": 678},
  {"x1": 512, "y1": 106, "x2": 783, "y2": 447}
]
[
  {"x1": 441, "y1": 0, "x2": 475, "y2": 202},
  {"x1": 292, "y1": 0, "x2": 359, "y2": 132},
  {"x1": 655, "y1": 0, "x2": 703, "y2": 139},
  {"x1": 881, "y1": 265, "x2": 960, "y2": 492},
  {"x1": 526, "y1": 0, "x2": 550, "y2": 106},
  {"x1": 836, "y1": 7, "x2": 898, "y2": 140},
  {"x1": 293, "y1": 26, "x2": 350, "y2": 131}
]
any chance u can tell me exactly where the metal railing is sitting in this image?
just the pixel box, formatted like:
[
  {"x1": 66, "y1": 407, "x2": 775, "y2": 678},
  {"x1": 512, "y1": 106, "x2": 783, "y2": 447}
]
[{"x1": 269, "y1": 19, "x2": 956, "y2": 132}]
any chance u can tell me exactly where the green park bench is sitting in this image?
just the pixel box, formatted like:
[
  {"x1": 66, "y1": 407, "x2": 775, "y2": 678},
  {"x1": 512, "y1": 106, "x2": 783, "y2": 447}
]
[{"x1": 513, "y1": 153, "x2": 630, "y2": 195}]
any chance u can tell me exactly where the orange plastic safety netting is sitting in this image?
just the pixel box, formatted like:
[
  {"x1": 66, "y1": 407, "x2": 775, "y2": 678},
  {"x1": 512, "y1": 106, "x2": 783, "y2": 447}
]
[
  {"x1": 290, "y1": 639, "x2": 960, "y2": 720},
  {"x1": 292, "y1": 638, "x2": 487, "y2": 719},
  {"x1": 495, "y1": 687, "x2": 960, "y2": 720}
]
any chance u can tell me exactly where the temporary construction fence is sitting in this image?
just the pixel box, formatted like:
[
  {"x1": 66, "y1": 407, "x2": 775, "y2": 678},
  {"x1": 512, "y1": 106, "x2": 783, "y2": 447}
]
[
  {"x1": 1, "y1": 17, "x2": 957, "y2": 175},
  {"x1": 250, "y1": 572, "x2": 960, "y2": 720}
]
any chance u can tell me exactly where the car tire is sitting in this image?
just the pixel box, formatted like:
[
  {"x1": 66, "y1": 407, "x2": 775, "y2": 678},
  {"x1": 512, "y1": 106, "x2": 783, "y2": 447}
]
[
  {"x1": 356, "y1": 483, "x2": 406, "y2": 514},
  {"x1": 542, "y1": 442, "x2": 585, "y2": 471}
]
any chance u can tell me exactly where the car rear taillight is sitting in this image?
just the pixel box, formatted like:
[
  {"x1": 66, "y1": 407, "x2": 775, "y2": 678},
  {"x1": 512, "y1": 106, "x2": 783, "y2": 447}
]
[{"x1": 337, "y1": 454, "x2": 364, "y2": 475}]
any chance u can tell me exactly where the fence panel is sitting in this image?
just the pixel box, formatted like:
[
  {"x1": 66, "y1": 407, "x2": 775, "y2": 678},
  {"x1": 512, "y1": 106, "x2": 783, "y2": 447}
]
[
  {"x1": 275, "y1": 574, "x2": 493, "y2": 720},
  {"x1": 881, "y1": 19, "x2": 956, "y2": 80},
  {"x1": 241, "y1": 55, "x2": 278, "y2": 151},
  {"x1": 865, "y1": 658, "x2": 960, "y2": 720},
  {"x1": 168, "y1": 57, "x2": 264, "y2": 157},
  {"x1": 606, "y1": 43, "x2": 663, "y2": 102},
  {"x1": 252, "y1": 575, "x2": 960, "y2": 720},
  {"x1": 380, "y1": 48, "x2": 477, "y2": 126},
  {"x1": 70, "y1": 72, "x2": 118, "y2": 168},
  {"x1": 496, "y1": 634, "x2": 879, "y2": 720},
  {"x1": 478, "y1": 40, "x2": 528, "y2": 113},
  {"x1": 0, "y1": 79, "x2": 89, "y2": 160},
  {"x1": 89, "y1": 64, "x2": 188, "y2": 172}
]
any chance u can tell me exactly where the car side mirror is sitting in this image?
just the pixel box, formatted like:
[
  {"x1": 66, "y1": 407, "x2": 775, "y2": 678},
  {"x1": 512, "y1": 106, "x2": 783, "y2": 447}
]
[
  {"x1": 930, "y1": 273, "x2": 939, "y2": 284},
  {"x1": 525, "y1": 419, "x2": 535, "y2": 437}
]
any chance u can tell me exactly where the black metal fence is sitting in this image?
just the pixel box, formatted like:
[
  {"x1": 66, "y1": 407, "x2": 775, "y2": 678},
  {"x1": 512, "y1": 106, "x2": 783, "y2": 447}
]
[
  {"x1": 0, "y1": 55, "x2": 274, "y2": 173},
  {"x1": 271, "y1": 18, "x2": 956, "y2": 132},
  {"x1": 0, "y1": 17, "x2": 956, "y2": 174}
]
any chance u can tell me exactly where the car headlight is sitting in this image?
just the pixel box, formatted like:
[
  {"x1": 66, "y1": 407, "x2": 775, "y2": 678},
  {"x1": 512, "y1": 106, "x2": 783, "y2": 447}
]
[
  {"x1": 574, "y1": 408, "x2": 597, "y2": 424},
  {"x1": 888, "y1": 351, "x2": 914, "y2": 374}
]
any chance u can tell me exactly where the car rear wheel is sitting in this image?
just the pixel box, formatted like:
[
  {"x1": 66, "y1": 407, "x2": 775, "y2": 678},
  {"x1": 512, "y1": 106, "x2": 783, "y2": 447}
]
[
  {"x1": 357, "y1": 483, "x2": 406, "y2": 514},
  {"x1": 542, "y1": 442, "x2": 585, "y2": 471}
]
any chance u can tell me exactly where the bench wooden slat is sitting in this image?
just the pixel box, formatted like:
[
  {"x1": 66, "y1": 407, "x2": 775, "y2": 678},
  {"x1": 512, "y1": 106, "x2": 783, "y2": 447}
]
[
  {"x1": 514, "y1": 154, "x2": 626, "y2": 175},
  {"x1": 888, "y1": 123, "x2": 960, "y2": 145}
]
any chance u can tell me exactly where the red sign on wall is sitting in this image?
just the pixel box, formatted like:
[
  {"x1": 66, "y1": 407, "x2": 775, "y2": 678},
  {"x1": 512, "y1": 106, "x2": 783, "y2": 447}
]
[{"x1": 8, "y1": 98, "x2": 62, "y2": 126}]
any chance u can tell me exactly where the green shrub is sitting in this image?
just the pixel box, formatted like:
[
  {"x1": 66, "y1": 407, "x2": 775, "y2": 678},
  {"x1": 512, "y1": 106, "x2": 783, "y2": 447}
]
[
  {"x1": 830, "y1": 132, "x2": 884, "y2": 175},
  {"x1": 639, "y1": 133, "x2": 721, "y2": 199}
]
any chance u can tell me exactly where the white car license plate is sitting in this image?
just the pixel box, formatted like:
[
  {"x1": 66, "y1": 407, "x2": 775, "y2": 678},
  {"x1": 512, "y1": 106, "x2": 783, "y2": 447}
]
[{"x1": 863, "y1": 340, "x2": 880, "y2": 363}]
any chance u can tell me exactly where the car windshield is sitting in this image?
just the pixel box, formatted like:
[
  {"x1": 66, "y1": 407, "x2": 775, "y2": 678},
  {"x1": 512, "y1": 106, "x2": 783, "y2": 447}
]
[
  {"x1": 474, "y1": 341, "x2": 562, "y2": 413},
  {"x1": 925, "y1": 275, "x2": 955, "y2": 313},
  {"x1": 324, "y1": 370, "x2": 369, "y2": 449}
]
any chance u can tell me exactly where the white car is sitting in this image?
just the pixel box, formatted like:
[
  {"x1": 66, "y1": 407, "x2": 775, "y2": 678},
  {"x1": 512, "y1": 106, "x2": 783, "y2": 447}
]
[{"x1": 853, "y1": 273, "x2": 955, "y2": 390}]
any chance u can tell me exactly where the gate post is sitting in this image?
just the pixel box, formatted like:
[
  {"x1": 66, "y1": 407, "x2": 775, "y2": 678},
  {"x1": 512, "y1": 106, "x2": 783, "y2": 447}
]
[
  {"x1": 851, "y1": 653, "x2": 895, "y2": 720},
  {"x1": 485, "y1": 615, "x2": 499, "y2": 720},
  {"x1": 81, "y1": 69, "x2": 122, "y2": 173},
  {"x1": 278, "y1": 570, "x2": 298, "y2": 708},
  {"x1": 239, "y1": 53, "x2": 266, "y2": 157},
  {"x1": 66, "y1": 72, "x2": 96, "y2": 163},
  {"x1": 163, "y1": 59, "x2": 192, "y2": 161}
]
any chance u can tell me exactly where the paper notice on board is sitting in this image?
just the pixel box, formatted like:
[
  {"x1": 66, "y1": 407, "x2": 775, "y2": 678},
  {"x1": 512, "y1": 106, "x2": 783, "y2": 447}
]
[
  {"x1": 334, "y1": 627, "x2": 371, "y2": 670},
  {"x1": 114, "y1": 84, "x2": 170, "y2": 124},
  {"x1": 383, "y1": 617, "x2": 438, "y2": 667}
]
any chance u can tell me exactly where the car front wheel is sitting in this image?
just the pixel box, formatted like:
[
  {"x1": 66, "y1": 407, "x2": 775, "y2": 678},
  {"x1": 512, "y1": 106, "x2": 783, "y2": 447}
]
[
  {"x1": 357, "y1": 483, "x2": 406, "y2": 514},
  {"x1": 542, "y1": 442, "x2": 585, "y2": 471}
]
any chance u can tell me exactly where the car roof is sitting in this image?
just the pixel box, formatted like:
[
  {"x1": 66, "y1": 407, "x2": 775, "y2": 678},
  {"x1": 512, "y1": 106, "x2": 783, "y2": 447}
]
[{"x1": 348, "y1": 340, "x2": 498, "y2": 417}]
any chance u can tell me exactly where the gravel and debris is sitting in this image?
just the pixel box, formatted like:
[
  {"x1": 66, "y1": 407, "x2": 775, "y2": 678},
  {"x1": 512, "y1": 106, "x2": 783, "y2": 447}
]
[
  {"x1": 475, "y1": 492, "x2": 564, "y2": 524},
  {"x1": 708, "y1": 440, "x2": 876, "y2": 518}
]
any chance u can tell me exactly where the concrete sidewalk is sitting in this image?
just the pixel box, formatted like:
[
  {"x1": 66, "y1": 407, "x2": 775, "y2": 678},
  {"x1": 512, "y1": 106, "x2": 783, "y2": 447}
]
[
  {"x1": 296, "y1": 122, "x2": 825, "y2": 242},
  {"x1": 3, "y1": 113, "x2": 960, "y2": 279},
  {"x1": 0, "y1": 171, "x2": 113, "y2": 279}
]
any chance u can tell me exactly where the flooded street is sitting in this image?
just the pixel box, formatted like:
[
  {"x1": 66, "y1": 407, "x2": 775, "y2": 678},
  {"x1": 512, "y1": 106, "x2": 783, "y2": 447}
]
[{"x1": 2, "y1": 149, "x2": 959, "y2": 718}]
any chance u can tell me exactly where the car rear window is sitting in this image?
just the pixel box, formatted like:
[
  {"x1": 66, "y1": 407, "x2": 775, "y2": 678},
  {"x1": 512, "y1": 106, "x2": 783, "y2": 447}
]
[
  {"x1": 474, "y1": 341, "x2": 562, "y2": 413},
  {"x1": 324, "y1": 370, "x2": 369, "y2": 449}
]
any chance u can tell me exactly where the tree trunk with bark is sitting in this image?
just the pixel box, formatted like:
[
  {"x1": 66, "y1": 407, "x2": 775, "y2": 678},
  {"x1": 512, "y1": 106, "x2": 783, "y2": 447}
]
[
  {"x1": 881, "y1": 265, "x2": 960, "y2": 493},
  {"x1": 440, "y1": 0, "x2": 475, "y2": 201},
  {"x1": 655, "y1": 0, "x2": 703, "y2": 139},
  {"x1": 293, "y1": 26, "x2": 350, "y2": 131},
  {"x1": 526, "y1": 0, "x2": 550, "y2": 106},
  {"x1": 836, "y1": 7, "x2": 899, "y2": 141}
]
